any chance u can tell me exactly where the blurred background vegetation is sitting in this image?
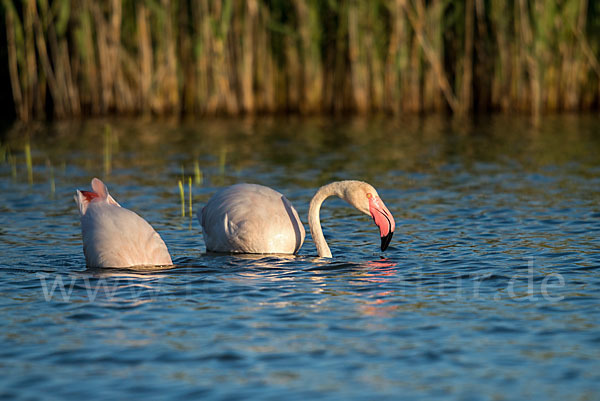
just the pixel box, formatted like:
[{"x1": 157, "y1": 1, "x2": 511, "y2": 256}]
[{"x1": 1, "y1": 0, "x2": 600, "y2": 121}]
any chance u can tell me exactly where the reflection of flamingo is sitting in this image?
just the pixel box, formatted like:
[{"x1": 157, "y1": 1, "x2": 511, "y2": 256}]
[
  {"x1": 200, "y1": 181, "x2": 395, "y2": 257},
  {"x1": 75, "y1": 178, "x2": 172, "y2": 268}
]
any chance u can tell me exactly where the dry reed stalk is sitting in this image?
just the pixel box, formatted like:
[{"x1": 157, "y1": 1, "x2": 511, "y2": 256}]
[
  {"x1": 489, "y1": 0, "x2": 511, "y2": 111},
  {"x1": 160, "y1": 0, "x2": 179, "y2": 114},
  {"x1": 367, "y1": 2, "x2": 384, "y2": 112},
  {"x1": 24, "y1": 0, "x2": 37, "y2": 119},
  {"x1": 76, "y1": 0, "x2": 101, "y2": 114},
  {"x1": 348, "y1": 1, "x2": 368, "y2": 113},
  {"x1": 259, "y1": 4, "x2": 275, "y2": 112},
  {"x1": 384, "y1": 0, "x2": 400, "y2": 113},
  {"x1": 461, "y1": 0, "x2": 474, "y2": 114},
  {"x1": 192, "y1": 0, "x2": 209, "y2": 113},
  {"x1": 4, "y1": 6, "x2": 26, "y2": 120},
  {"x1": 402, "y1": 0, "x2": 459, "y2": 112},
  {"x1": 137, "y1": 2, "x2": 152, "y2": 113},
  {"x1": 517, "y1": 0, "x2": 540, "y2": 119},
  {"x1": 422, "y1": 0, "x2": 443, "y2": 111},
  {"x1": 294, "y1": 0, "x2": 322, "y2": 113},
  {"x1": 33, "y1": 0, "x2": 64, "y2": 117},
  {"x1": 240, "y1": 0, "x2": 257, "y2": 113}
]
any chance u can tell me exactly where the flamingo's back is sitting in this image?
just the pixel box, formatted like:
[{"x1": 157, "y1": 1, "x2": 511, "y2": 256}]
[
  {"x1": 75, "y1": 178, "x2": 172, "y2": 268},
  {"x1": 200, "y1": 184, "x2": 305, "y2": 254}
]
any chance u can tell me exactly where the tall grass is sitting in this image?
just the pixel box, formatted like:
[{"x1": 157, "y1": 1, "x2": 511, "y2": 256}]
[{"x1": 3, "y1": 0, "x2": 600, "y2": 121}]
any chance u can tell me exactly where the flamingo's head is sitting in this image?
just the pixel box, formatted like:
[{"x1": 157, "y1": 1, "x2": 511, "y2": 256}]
[{"x1": 340, "y1": 181, "x2": 396, "y2": 252}]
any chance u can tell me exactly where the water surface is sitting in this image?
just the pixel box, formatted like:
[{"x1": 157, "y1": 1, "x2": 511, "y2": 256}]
[{"x1": 1, "y1": 116, "x2": 599, "y2": 400}]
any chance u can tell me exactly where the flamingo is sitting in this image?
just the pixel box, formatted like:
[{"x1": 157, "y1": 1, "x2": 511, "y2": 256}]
[
  {"x1": 74, "y1": 178, "x2": 173, "y2": 268},
  {"x1": 199, "y1": 180, "x2": 395, "y2": 257}
]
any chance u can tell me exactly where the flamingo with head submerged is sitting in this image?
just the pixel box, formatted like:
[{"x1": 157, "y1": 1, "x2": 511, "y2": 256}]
[
  {"x1": 200, "y1": 180, "x2": 395, "y2": 257},
  {"x1": 75, "y1": 178, "x2": 172, "y2": 268}
]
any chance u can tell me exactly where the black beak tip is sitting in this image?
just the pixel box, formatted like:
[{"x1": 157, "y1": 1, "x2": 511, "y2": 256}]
[{"x1": 380, "y1": 232, "x2": 394, "y2": 251}]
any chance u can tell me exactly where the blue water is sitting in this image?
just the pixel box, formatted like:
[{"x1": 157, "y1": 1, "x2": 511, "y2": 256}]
[{"x1": 1, "y1": 116, "x2": 599, "y2": 400}]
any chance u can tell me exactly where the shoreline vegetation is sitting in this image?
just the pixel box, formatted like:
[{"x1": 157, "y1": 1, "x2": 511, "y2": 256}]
[{"x1": 2, "y1": 0, "x2": 600, "y2": 122}]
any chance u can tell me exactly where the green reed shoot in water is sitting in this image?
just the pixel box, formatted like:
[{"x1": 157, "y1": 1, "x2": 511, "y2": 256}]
[
  {"x1": 188, "y1": 177, "x2": 193, "y2": 218},
  {"x1": 50, "y1": 170, "x2": 56, "y2": 194},
  {"x1": 104, "y1": 125, "x2": 112, "y2": 176},
  {"x1": 8, "y1": 150, "x2": 17, "y2": 178},
  {"x1": 178, "y1": 179, "x2": 185, "y2": 217},
  {"x1": 219, "y1": 147, "x2": 226, "y2": 176},
  {"x1": 194, "y1": 161, "x2": 203, "y2": 185},
  {"x1": 25, "y1": 143, "x2": 33, "y2": 185},
  {"x1": 48, "y1": 161, "x2": 55, "y2": 196},
  {"x1": 46, "y1": 159, "x2": 56, "y2": 197}
]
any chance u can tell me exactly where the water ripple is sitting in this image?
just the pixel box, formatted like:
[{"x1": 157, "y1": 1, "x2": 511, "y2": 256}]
[{"x1": 1, "y1": 117, "x2": 600, "y2": 400}]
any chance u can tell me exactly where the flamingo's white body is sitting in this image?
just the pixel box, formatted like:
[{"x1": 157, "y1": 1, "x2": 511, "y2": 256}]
[
  {"x1": 74, "y1": 178, "x2": 172, "y2": 268},
  {"x1": 200, "y1": 180, "x2": 395, "y2": 257},
  {"x1": 200, "y1": 184, "x2": 305, "y2": 254}
]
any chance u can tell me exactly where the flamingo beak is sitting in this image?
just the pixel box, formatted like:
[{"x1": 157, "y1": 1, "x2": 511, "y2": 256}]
[
  {"x1": 381, "y1": 230, "x2": 393, "y2": 251},
  {"x1": 368, "y1": 196, "x2": 396, "y2": 251}
]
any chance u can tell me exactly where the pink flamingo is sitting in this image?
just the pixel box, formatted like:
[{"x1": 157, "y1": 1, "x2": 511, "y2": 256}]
[
  {"x1": 75, "y1": 178, "x2": 172, "y2": 268},
  {"x1": 200, "y1": 180, "x2": 395, "y2": 257}
]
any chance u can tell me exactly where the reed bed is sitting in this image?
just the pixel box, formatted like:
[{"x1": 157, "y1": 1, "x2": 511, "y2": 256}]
[{"x1": 3, "y1": 0, "x2": 600, "y2": 121}]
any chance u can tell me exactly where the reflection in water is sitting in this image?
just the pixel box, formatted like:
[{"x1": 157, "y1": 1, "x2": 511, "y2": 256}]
[
  {"x1": 0, "y1": 116, "x2": 599, "y2": 401},
  {"x1": 3, "y1": 115, "x2": 600, "y2": 193}
]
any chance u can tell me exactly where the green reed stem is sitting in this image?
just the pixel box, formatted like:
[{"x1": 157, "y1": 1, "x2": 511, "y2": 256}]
[
  {"x1": 9, "y1": 153, "x2": 17, "y2": 179},
  {"x1": 219, "y1": 147, "x2": 226, "y2": 176},
  {"x1": 24, "y1": 142, "x2": 33, "y2": 185},
  {"x1": 194, "y1": 161, "x2": 203, "y2": 185},
  {"x1": 188, "y1": 176, "x2": 192, "y2": 218},
  {"x1": 49, "y1": 164, "x2": 55, "y2": 195},
  {"x1": 178, "y1": 179, "x2": 185, "y2": 217},
  {"x1": 104, "y1": 125, "x2": 111, "y2": 176}
]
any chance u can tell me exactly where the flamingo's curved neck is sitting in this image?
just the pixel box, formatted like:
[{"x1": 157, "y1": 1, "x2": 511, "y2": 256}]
[{"x1": 308, "y1": 182, "x2": 345, "y2": 258}]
